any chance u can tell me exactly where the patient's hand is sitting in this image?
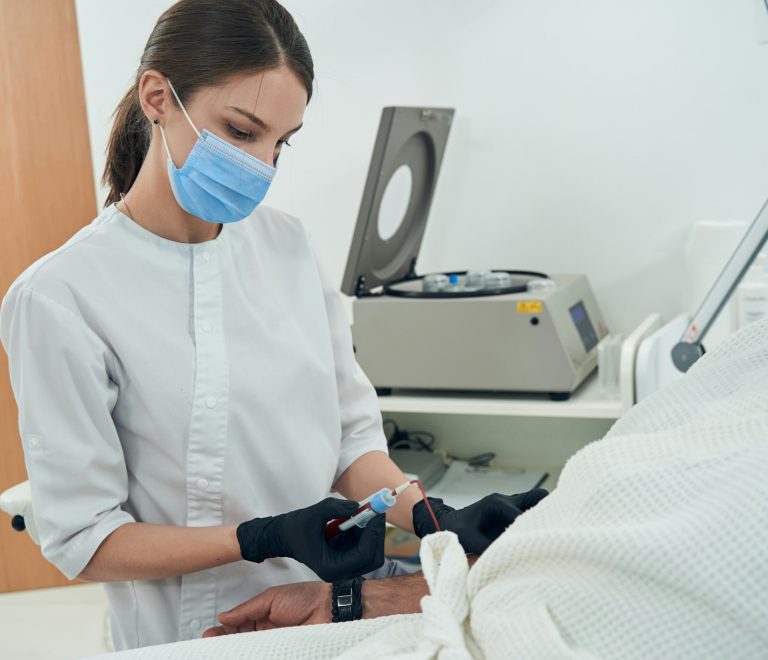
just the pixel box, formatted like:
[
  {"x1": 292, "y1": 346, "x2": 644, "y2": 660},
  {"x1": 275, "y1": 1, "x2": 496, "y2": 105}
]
[
  {"x1": 203, "y1": 571, "x2": 434, "y2": 636},
  {"x1": 203, "y1": 581, "x2": 331, "y2": 636}
]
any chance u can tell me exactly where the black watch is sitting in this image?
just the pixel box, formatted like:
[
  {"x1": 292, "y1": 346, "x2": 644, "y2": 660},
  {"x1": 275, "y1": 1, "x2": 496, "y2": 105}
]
[{"x1": 331, "y1": 576, "x2": 365, "y2": 622}]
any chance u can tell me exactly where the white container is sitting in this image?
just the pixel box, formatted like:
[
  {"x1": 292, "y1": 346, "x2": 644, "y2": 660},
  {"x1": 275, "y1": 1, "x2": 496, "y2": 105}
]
[
  {"x1": 737, "y1": 264, "x2": 768, "y2": 328},
  {"x1": 597, "y1": 334, "x2": 623, "y2": 399}
]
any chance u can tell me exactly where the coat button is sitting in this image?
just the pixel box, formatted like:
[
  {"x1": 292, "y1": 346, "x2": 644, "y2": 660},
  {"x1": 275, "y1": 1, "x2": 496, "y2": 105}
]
[
  {"x1": 190, "y1": 619, "x2": 201, "y2": 630},
  {"x1": 206, "y1": 396, "x2": 217, "y2": 409},
  {"x1": 197, "y1": 478, "x2": 209, "y2": 490},
  {"x1": 202, "y1": 321, "x2": 212, "y2": 333},
  {"x1": 202, "y1": 251, "x2": 211, "y2": 262}
]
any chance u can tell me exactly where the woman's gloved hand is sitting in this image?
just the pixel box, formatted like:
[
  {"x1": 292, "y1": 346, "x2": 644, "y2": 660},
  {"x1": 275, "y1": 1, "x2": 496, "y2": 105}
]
[
  {"x1": 237, "y1": 498, "x2": 385, "y2": 583},
  {"x1": 412, "y1": 489, "x2": 549, "y2": 555}
]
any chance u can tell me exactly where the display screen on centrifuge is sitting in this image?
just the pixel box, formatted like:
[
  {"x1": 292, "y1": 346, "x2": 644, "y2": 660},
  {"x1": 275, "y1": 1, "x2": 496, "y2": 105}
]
[{"x1": 569, "y1": 301, "x2": 598, "y2": 352}]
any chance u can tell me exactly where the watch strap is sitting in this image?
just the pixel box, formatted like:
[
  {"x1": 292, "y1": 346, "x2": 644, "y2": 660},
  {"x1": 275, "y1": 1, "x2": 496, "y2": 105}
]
[{"x1": 331, "y1": 576, "x2": 365, "y2": 622}]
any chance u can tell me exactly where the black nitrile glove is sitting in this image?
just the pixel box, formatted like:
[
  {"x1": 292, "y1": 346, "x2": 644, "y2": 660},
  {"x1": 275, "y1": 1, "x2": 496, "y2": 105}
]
[
  {"x1": 412, "y1": 489, "x2": 549, "y2": 555},
  {"x1": 237, "y1": 497, "x2": 386, "y2": 582}
]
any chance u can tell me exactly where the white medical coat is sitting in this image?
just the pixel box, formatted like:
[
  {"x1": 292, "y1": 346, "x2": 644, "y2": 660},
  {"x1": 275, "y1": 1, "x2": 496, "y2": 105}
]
[{"x1": 0, "y1": 204, "x2": 387, "y2": 650}]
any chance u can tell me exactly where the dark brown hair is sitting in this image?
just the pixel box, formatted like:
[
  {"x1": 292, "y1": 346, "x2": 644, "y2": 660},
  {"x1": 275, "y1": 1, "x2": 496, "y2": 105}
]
[{"x1": 102, "y1": 0, "x2": 314, "y2": 205}]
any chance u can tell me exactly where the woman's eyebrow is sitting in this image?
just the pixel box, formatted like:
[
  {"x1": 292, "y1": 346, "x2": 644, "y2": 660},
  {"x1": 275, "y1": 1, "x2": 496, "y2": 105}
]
[{"x1": 225, "y1": 106, "x2": 303, "y2": 134}]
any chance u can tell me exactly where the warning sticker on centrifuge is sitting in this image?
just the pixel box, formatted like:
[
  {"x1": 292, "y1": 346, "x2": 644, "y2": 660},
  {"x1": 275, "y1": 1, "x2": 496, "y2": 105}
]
[{"x1": 516, "y1": 301, "x2": 543, "y2": 314}]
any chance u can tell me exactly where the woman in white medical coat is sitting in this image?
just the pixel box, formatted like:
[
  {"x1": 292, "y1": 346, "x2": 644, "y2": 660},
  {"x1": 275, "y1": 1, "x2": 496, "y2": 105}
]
[{"x1": 0, "y1": 0, "x2": 546, "y2": 651}]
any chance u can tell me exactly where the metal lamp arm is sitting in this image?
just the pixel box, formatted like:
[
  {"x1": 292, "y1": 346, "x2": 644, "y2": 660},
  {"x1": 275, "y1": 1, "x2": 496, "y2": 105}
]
[{"x1": 672, "y1": 196, "x2": 768, "y2": 372}]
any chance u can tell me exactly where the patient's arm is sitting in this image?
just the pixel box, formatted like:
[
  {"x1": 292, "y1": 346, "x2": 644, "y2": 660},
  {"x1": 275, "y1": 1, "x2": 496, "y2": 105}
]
[
  {"x1": 361, "y1": 571, "x2": 429, "y2": 618},
  {"x1": 203, "y1": 572, "x2": 429, "y2": 636}
]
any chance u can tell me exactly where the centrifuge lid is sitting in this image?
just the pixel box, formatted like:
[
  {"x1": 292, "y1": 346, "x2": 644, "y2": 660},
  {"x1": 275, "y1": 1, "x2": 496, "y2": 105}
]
[{"x1": 340, "y1": 106, "x2": 455, "y2": 296}]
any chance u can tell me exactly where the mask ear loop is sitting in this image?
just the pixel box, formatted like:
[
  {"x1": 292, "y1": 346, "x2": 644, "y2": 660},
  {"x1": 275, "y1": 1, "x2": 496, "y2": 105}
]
[
  {"x1": 157, "y1": 79, "x2": 202, "y2": 164},
  {"x1": 157, "y1": 120, "x2": 174, "y2": 163},
  {"x1": 167, "y1": 79, "x2": 201, "y2": 138}
]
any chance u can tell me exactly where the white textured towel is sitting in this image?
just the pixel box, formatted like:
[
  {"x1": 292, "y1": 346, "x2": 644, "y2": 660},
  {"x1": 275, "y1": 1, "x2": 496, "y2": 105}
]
[{"x1": 95, "y1": 319, "x2": 768, "y2": 659}]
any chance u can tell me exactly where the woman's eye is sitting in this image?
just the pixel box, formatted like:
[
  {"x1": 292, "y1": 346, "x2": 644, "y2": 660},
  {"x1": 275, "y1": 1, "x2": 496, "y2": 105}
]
[
  {"x1": 277, "y1": 139, "x2": 292, "y2": 147},
  {"x1": 227, "y1": 124, "x2": 251, "y2": 141}
]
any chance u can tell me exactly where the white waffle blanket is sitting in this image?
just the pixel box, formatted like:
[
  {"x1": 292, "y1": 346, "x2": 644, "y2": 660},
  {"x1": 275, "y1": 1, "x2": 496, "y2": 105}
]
[{"x1": 95, "y1": 320, "x2": 768, "y2": 659}]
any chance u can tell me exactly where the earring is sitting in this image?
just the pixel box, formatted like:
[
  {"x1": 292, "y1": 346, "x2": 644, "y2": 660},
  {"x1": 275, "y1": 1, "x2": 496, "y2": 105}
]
[{"x1": 153, "y1": 118, "x2": 160, "y2": 125}]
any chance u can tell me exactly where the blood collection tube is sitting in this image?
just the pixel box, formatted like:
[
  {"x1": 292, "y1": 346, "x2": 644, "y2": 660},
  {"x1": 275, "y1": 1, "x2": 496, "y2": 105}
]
[{"x1": 325, "y1": 482, "x2": 412, "y2": 540}]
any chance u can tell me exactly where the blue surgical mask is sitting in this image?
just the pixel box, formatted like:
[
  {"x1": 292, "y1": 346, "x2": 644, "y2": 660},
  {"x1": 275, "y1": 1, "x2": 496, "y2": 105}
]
[{"x1": 158, "y1": 80, "x2": 276, "y2": 224}]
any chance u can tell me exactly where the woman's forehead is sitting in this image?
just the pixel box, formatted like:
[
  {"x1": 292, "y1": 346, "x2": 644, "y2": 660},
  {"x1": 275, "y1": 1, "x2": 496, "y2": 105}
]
[{"x1": 194, "y1": 68, "x2": 307, "y2": 129}]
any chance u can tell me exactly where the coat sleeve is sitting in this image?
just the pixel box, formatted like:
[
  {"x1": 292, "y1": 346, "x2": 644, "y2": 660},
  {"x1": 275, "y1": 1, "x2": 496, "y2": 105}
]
[
  {"x1": 306, "y1": 247, "x2": 389, "y2": 482},
  {"x1": 0, "y1": 287, "x2": 135, "y2": 579}
]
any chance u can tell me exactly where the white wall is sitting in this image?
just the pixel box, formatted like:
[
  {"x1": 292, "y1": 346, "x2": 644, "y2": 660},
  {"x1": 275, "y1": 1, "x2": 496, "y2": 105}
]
[{"x1": 75, "y1": 0, "x2": 768, "y2": 335}]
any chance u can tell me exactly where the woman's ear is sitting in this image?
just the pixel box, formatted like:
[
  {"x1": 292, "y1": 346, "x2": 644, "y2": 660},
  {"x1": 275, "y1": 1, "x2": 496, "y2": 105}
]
[{"x1": 138, "y1": 70, "x2": 170, "y2": 125}]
